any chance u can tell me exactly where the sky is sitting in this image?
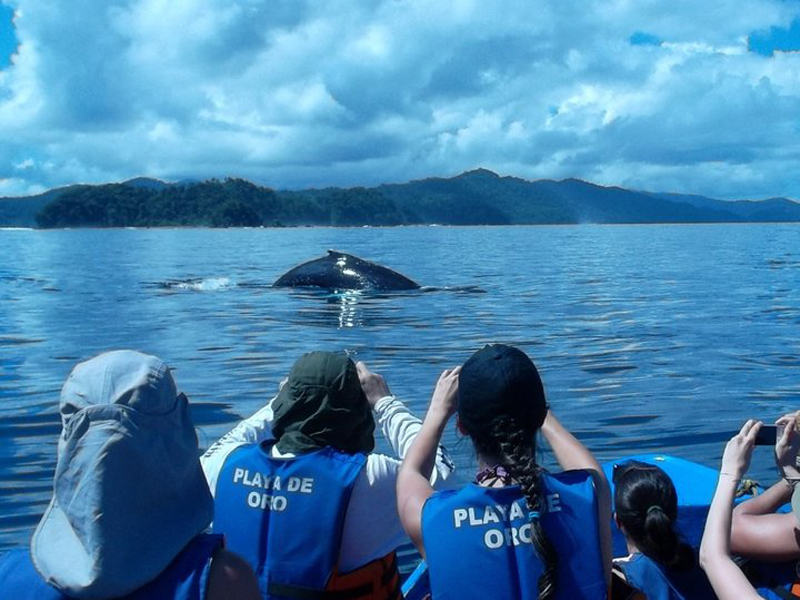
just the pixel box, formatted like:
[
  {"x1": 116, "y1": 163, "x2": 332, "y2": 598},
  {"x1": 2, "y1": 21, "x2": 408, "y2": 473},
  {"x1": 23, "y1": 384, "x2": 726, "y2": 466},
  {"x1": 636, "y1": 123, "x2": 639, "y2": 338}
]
[{"x1": 1, "y1": 1, "x2": 800, "y2": 199}]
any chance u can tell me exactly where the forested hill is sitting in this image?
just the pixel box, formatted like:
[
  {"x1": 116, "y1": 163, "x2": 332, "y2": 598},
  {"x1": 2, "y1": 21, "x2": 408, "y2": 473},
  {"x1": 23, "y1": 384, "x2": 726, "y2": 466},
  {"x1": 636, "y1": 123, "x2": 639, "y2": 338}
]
[{"x1": 2, "y1": 169, "x2": 799, "y2": 228}]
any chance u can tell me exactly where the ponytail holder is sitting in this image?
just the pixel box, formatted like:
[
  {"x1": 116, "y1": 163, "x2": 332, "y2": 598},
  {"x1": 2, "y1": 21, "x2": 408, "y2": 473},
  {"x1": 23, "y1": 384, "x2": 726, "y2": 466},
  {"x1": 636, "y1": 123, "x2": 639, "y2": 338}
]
[
  {"x1": 528, "y1": 511, "x2": 540, "y2": 521},
  {"x1": 646, "y1": 506, "x2": 661, "y2": 517}
]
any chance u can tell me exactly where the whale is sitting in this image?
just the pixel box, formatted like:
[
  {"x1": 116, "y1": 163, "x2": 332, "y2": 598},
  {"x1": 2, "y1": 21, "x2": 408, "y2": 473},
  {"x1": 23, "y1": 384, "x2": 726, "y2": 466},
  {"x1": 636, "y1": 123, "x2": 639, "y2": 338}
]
[{"x1": 274, "y1": 250, "x2": 420, "y2": 291}]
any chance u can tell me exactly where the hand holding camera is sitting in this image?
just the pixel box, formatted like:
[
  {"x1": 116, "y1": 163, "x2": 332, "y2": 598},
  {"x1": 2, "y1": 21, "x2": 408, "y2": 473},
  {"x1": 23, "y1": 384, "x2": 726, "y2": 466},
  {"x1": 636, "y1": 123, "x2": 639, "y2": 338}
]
[{"x1": 774, "y1": 411, "x2": 800, "y2": 481}]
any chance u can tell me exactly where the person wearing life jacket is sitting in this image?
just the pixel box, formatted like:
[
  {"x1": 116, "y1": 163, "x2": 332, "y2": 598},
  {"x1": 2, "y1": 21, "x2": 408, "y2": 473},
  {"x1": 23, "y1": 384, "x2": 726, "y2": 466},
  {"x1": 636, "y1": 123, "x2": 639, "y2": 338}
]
[
  {"x1": 612, "y1": 460, "x2": 715, "y2": 600},
  {"x1": 397, "y1": 344, "x2": 613, "y2": 600},
  {"x1": 201, "y1": 351, "x2": 455, "y2": 600},
  {"x1": 0, "y1": 350, "x2": 259, "y2": 600}
]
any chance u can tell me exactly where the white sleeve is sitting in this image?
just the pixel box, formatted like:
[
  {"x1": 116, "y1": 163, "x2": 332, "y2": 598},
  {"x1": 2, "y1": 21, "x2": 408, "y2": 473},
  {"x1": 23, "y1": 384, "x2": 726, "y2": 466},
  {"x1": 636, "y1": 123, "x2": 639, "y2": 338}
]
[
  {"x1": 339, "y1": 396, "x2": 457, "y2": 570},
  {"x1": 338, "y1": 450, "x2": 454, "y2": 570},
  {"x1": 200, "y1": 400, "x2": 276, "y2": 496},
  {"x1": 373, "y1": 395, "x2": 455, "y2": 484}
]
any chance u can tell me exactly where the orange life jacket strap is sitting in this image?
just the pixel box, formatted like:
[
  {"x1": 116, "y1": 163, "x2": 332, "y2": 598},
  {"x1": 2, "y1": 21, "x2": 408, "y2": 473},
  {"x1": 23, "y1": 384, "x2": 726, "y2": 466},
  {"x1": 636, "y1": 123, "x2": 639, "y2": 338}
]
[
  {"x1": 326, "y1": 551, "x2": 401, "y2": 600},
  {"x1": 767, "y1": 580, "x2": 800, "y2": 599}
]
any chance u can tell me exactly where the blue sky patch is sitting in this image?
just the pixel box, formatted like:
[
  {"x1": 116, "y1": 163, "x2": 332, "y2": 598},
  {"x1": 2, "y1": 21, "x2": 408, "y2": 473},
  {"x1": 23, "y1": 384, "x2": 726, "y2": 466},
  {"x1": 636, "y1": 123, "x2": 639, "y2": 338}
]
[
  {"x1": 0, "y1": 2, "x2": 16, "y2": 69},
  {"x1": 630, "y1": 32, "x2": 662, "y2": 47},
  {"x1": 749, "y1": 18, "x2": 800, "y2": 55}
]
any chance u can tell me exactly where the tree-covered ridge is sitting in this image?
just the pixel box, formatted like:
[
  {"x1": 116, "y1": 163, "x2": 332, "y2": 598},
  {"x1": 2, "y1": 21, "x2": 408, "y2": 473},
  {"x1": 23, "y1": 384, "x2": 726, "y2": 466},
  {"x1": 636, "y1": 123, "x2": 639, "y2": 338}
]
[
  {"x1": 34, "y1": 179, "x2": 410, "y2": 228},
  {"x1": 6, "y1": 169, "x2": 800, "y2": 228}
]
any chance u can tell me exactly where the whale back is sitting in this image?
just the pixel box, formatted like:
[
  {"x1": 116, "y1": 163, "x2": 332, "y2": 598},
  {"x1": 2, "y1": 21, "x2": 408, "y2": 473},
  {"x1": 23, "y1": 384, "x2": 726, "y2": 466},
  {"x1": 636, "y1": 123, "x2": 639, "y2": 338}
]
[{"x1": 274, "y1": 250, "x2": 420, "y2": 291}]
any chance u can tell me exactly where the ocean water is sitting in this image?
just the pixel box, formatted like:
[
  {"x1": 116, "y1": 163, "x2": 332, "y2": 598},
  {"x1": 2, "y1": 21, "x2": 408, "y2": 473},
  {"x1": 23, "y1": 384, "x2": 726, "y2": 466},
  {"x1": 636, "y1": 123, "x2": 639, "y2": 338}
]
[{"x1": 0, "y1": 224, "x2": 798, "y2": 552}]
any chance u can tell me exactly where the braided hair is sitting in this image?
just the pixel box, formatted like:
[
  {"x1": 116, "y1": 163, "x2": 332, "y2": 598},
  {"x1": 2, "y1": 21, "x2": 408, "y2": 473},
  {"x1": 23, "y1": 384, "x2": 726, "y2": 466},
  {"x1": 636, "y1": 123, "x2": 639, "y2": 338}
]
[
  {"x1": 472, "y1": 417, "x2": 558, "y2": 600},
  {"x1": 458, "y1": 344, "x2": 556, "y2": 599},
  {"x1": 613, "y1": 461, "x2": 694, "y2": 571}
]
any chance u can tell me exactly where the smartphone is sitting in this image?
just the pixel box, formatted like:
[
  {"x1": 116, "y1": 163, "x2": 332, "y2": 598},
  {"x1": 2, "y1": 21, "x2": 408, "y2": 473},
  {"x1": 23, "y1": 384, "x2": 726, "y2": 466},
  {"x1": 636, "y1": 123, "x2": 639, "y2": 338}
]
[{"x1": 754, "y1": 424, "x2": 778, "y2": 446}]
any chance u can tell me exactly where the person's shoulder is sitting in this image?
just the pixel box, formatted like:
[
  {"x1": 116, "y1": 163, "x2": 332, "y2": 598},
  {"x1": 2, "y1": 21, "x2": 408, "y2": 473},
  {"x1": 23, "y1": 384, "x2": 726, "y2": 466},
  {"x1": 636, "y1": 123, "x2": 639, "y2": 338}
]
[
  {"x1": 202, "y1": 437, "x2": 254, "y2": 465},
  {"x1": 425, "y1": 484, "x2": 469, "y2": 506},
  {"x1": 544, "y1": 468, "x2": 602, "y2": 492},
  {"x1": 545, "y1": 467, "x2": 595, "y2": 481},
  {"x1": 206, "y1": 548, "x2": 260, "y2": 600}
]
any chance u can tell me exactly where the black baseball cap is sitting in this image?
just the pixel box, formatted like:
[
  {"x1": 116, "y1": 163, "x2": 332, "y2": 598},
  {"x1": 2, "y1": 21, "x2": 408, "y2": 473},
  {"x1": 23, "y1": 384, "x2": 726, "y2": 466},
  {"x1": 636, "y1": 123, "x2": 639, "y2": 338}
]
[{"x1": 457, "y1": 344, "x2": 548, "y2": 436}]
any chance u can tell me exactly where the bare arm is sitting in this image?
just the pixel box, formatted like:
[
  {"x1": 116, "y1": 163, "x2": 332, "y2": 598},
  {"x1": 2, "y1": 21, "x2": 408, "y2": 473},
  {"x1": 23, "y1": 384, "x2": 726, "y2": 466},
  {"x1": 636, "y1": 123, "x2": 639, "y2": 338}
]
[
  {"x1": 540, "y1": 410, "x2": 605, "y2": 473},
  {"x1": 540, "y1": 411, "x2": 612, "y2": 586},
  {"x1": 731, "y1": 480, "x2": 800, "y2": 560},
  {"x1": 207, "y1": 548, "x2": 261, "y2": 600},
  {"x1": 699, "y1": 420, "x2": 764, "y2": 600},
  {"x1": 731, "y1": 412, "x2": 800, "y2": 560},
  {"x1": 396, "y1": 368, "x2": 460, "y2": 558},
  {"x1": 734, "y1": 479, "x2": 793, "y2": 517}
]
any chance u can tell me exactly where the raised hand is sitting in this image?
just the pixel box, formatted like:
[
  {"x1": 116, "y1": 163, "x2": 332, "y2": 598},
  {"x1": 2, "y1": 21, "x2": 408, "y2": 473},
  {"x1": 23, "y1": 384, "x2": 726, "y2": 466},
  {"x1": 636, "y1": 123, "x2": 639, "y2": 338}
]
[
  {"x1": 775, "y1": 411, "x2": 800, "y2": 479},
  {"x1": 356, "y1": 361, "x2": 392, "y2": 408},
  {"x1": 429, "y1": 366, "x2": 460, "y2": 420},
  {"x1": 720, "y1": 420, "x2": 761, "y2": 481}
]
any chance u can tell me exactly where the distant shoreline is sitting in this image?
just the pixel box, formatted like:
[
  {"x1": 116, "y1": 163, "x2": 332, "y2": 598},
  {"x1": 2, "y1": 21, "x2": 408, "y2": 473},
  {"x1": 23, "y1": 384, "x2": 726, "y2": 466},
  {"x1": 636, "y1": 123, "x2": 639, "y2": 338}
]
[
  {"x1": 3, "y1": 221, "x2": 800, "y2": 232},
  {"x1": 3, "y1": 170, "x2": 800, "y2": 229}
]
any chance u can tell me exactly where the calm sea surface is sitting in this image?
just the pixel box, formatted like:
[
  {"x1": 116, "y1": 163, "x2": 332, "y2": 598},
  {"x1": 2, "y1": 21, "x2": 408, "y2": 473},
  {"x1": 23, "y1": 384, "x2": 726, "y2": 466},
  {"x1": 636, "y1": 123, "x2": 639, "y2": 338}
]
[{"x1": 1, "y1": 224, "x2": 799, "y2": 552}]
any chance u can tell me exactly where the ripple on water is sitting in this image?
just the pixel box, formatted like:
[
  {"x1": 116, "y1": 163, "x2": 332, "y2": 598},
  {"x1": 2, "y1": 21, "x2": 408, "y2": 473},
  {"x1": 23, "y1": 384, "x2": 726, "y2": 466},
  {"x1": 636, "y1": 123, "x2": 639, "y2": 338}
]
[
  {"x1": 599, "y1": 414, "x2": 661, "y2": 427},
  {"x1": 580, "y1": 364, "x2": 638, "y2": 375},
  {"x1": 597, "y1": 429, "x2": 736, "y2": 453},
  {"x1": 188, "y1": 401, "x2": 245, "y2": 428},
  {"x1": 736, "y1": 353, "x2": 800, "y2": 368},
  {"x1": 144, "y1": 277, "x2": 235, "y2": 292},
  {"x1": 0, "y1": 413, "x2": 61, "y2": 438},
  {"x1": 0, "y1": 336, "x2": 44, "y2": 346}
]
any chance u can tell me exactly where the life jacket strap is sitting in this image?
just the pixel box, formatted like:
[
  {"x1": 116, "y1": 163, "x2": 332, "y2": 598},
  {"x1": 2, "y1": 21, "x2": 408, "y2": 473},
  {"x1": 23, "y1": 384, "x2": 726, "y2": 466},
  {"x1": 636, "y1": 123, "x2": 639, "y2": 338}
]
[
  {"x1": 268, "y1": 582, "x2": 374, "y2": 600},
  {"x1": 768, "y1": 582, "x2": 800, "y2": 599},
  {"x1": 328, "y1": 551, "x2": 400, "y2": 600},
  {"x1": 268, "y1": 552, "x2": 400, "y2": 600}
]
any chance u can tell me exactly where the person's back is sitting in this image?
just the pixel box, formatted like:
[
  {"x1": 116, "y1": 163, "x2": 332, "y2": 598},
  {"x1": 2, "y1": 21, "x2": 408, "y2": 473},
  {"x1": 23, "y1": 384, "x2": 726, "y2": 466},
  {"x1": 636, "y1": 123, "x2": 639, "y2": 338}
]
[
  {"x1": 206, "y1": 351, "x2": 453, "y2": 600},
  {"x1": 0, "y1": 350, "x2": 258, "y2": 600},
  {"x1": 397, "y1": 344, "x2": 612, "y2": 600},
  {"x1": 612, "y1": 460, "x2": 713, "y2": 600},
  {"x1": 213, "y1": 442, "x2": 370, "y2": 597},
  {"x1": 423, "y1": 470, "x2": 605, "y2": 599}
]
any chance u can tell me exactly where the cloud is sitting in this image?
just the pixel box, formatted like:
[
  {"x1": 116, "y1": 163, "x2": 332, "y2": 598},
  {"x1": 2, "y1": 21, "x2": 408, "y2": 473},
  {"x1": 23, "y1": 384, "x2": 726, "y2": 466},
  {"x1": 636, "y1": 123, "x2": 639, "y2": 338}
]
[{"x1": 1, "y1": 0, "x2": 800, "y2": 198}]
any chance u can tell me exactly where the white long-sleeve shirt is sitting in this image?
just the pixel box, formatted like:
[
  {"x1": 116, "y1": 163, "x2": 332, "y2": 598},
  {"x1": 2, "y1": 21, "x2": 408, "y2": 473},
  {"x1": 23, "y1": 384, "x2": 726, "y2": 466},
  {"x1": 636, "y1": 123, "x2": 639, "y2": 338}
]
[{"x1": 201, "y1": 395, "x2": 454, "y2": 573}]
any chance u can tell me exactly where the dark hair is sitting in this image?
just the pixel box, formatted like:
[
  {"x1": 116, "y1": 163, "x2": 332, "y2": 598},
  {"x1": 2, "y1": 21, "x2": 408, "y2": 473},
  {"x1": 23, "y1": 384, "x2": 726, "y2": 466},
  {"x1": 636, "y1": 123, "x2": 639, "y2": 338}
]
[
  {"x1": 460, "y1": 345, "x2": 556, "y2": 600},
  {"x1": 470, "y1": 417, "x2": 557, "y2": 600},
  {"x1": 613, "y1": 461, "x2": 694, "y2": 571}
]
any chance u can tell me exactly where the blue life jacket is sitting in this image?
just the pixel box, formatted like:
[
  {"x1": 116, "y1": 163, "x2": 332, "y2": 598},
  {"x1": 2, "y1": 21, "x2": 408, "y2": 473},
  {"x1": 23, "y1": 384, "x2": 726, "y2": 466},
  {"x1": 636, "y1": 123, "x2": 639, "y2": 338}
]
[
  {"x1": 615, "y1": 552, "x2": 714, "y2": 600},
  {"x1": 212, "y1": 441, "x2": 366, "y2": 599},
  {"x1": 422, "y1": 470, "x2": 606, "y2": 600},
  {"x1": 0, "y1": 533, "x2": 222, "y2": 600},
  {"x1": 744, "y1": 559, "x2": 800, "y2": 599}
]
